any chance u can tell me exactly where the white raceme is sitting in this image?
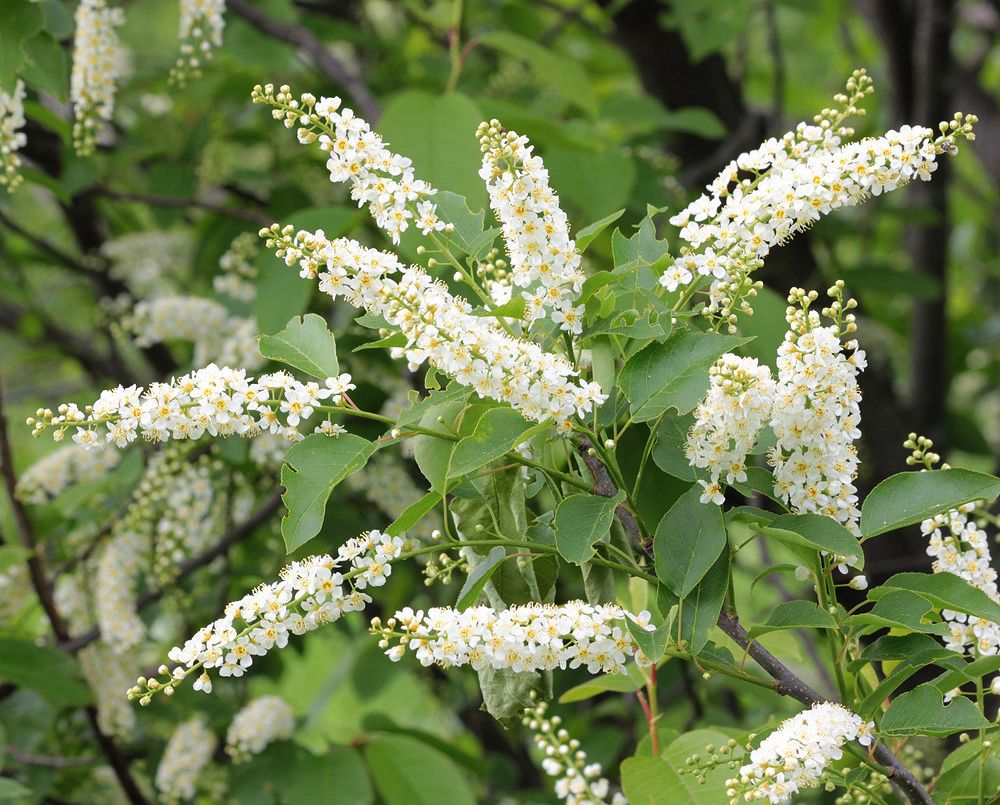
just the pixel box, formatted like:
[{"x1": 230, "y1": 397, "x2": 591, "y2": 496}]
[
  {"x1": 0, "y1": 79, "x2": 27, "y2": 191},
  {"x1": 727, "y1": 702, "x2": 874, "y2": 803},
  {"x1": 15, "y1": 443, "x2": 121, "y2": 503},
  {"x1": 71, "y1": 0, "x2": 126, "y2": 154},
  {"x1": 265, "y1": 226, "x2": 605, "y2": 427},
  {"x1": 155, "y1": 717, "x2": 216, "y2": 803},
  {"x1": 174, "y1": 0, "x2": 226, "y2": 82},
  {"x1": 225, "y1": 695, "x2": 295, "y2": 761}
]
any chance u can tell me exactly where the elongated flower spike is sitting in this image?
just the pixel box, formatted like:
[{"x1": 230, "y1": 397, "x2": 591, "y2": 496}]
[
  {"x1": 128, "y1": 530, "x2": 408, "y2": 704},
  {"x1": 261, "y1": 225, "x2": 606, "y2": 426},
  {"x1": 251, "y1": 83, "x2": 446, "y2": 244},
  {"x1": 71, "y1": 0, "x2": 126, "y2": 155},
  {"x1": 0, "y1": 80, "x2": 27, "y2": 191},
  {"x1": 171, "y1": 0, "x2": 226, "y2": 84}
]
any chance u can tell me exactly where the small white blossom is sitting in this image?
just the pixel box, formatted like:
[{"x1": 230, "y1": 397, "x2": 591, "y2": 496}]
[
  {"x1": 225, "y1": 695, "x2": 295, "y2": 761},
  {"x1": 71, "y1": 0, "x2": 126, "y2": 154},
  {"x1": 155, "y1": 717, "x2": 217, "y2": 803},
  {"x1": 0, "y1": 79, "x2": 27, "y2": 191}
]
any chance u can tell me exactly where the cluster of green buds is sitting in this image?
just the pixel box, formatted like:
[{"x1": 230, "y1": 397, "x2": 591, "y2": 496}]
[
  {"x1": 423, "y1": 551, "x2": 469, "y2": 587},
  {"x1": 904, "y1": 433, "x2": 946, "y2": 469},
  {"x1": 820, "y1": 280, "x2": 859, "y2": 338},
  {"x1": 127, "y1": 665, "x2": 181, "y2": 707},
  {"x1": 815, "y1": 67, "x2": 874, "y2": 138},
  {"x1": 936, "y1": 112, "x2": 978, "y2": 155},
  {"x1": 704, "y1": 273, "x2": 765, "y2": 334},
  {"x1": 681, "y1": 738, "x2": 743, "y2": 785}
]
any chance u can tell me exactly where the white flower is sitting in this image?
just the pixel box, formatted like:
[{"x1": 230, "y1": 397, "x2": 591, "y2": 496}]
[
  {"x1": 728, "y1": 702, "x2": 875, "y2": 803},
  {"x1": 214, "y1": 232, "x2": 259, "y2": 302},
  {"x1": 0, "y1": 79, "x2": 27, "y2": 191},
  {"x1": 71, "y1": 0, "x2": 126, "y2": 154},
  {"x1": 478, "y1": 122, "x2": 585, "y2": 331},
  {"x1": 155, "y1": 717, "x2": 216, "y2": 802},
  {"x1": 768, "y1": 296, "x2": 864, "y2": 534},
  {"x1": 225, "y1": 695, "x2": 295, "y2": 761},
  {"x1": 686, "y1": 354, "x2": 775, "y2": 490},
  {"x1": 15, "y1": 443, "x2": 120, "y2": 503},
  {"x1": 264, "y1": 227, "x2": 606, "y2": 426},
  {"x1": 523, "y1": 696, "x2": 626, "y2": 804},
  {"x1": 79, "y1": 643, "x2": 138, "y2": 737},
  {"x1": 377, "y1": 601, "x2": 653, "y2": 673},
  {"x1": 173, "y1": 0, "x2": 226, "y2": 83}
]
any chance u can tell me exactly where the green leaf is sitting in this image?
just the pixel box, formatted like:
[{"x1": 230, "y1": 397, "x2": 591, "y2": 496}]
[
  {"x1": 654, "y1": 484, "x2": 726, "y2": 597},
  {"x1": 386, "y1": 491, "x2": 441, "y2": 537},
  {"x1": 861, "y1": 468, "x2": 1000, "y2": 537},
  {"x1": 553, "y1": 491, "x2": 625, "y2": 563},
  {"x1": 21, "y1": 31, "x2": 67, "y2": 101},
  {"x1": 0, "y1": 779, "x2": 32, "y2": 800},
  {"x1": 559, "y1": 667, "x2": 647, "y2": 703},
  {"x1": 651, "y1": 413, "x2": 698, "y2": 482},
  {"x1": 0, "y1": 545, "x2": 31, "y2": 573},
  {"x1": 364, "y1": 734, "x2": 476, "y2": 805},
  {"x1": 626, "y1": 619, "x2": 669, "y2": 665},
  {"x1": 575, "y1": 209, "x2": 626, "y2": 253},
  {"x1": 846, "y1": 590, "x2": 949, "y2": 636},
  {"x1": 448, "y1": 408, "x2": 547, "y2": 480},
  {"x1": 0, "y1": 638, "x2": 91, "y2": 707},
  {"x1": 934, "y1": 739, "x2": 1000, "y2": 802},
  {"x1": 257, "y1": 314, "x2": 340, "y2": 379},
  {"x1": 456, "y1": 546, "x2": 507, "y2": 611},
  {"x1": 611, "y1": 216, "x2": 671, "y2": 272},
  {"x1": 871, "y1": 572, "x2": 1000, "y2": 625},
  {"x1": 747, "y1": 600, "x2": 837, "y2": 640},
  {"x1": 0, "y1": 0, "x2": 44, "y2": 91},
  {"x1": 478, "y1": 31, "x2": 595, "y2": 116},
  {"x1": 879, "y1": 684, "x2": 991, "y2": 737},
  {"x1": 657, "y1": 553, "x2": 730, "y2": 654},
  {"x1": 664, "y1": 0, "x2": 753, "y2": 62},
  {"x1": 767, "y1": 513, "x2": 862, "y2": 566},
  {"x1": 280, "y1": 434, "x2": 376, "y2": 551},
  {"x1": 378, "y1": 92, "x2": 487, "y2": 209},
  {"x1": 477, "y1": 666, "x2": 539, "y2": 722},
  {"x1": 284, "y1": 746, "x2": 372, "y2": 805},
  {"x1": 396, "y1": 384, "x2": 472, "y2": 428},
  {"x1": 657, "y1": 108, "x2": 727, "y2": 138},
  {"x1": 620, "y1": 330, "x2": 748, "y2": 421},
  {"x1": 621, "y1": 729, "x2": 734, "y2": 804}
]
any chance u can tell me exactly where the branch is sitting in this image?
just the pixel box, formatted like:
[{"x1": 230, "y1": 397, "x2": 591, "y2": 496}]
[
  {"x1": 62, "y1": 493, "x2": 283, "y2": 654},
  {"x1": 716, "y1": 611, "x2": 932, "y2": 805},
  {"x1": 578, "y1": 440, "x2": 933, "y2": 805},
  {"x1": 0, "y1": 374, "x2": 148, "y2": 805},
  {"x1": 96, "y1": 189, "x2": 272, "y2": 227},
  {"x1": 576, "y1": 435, "x2": 649, "y2": 552},
  {"x1": 227, "y1": 0, "x2": 382, "y2": 122}
]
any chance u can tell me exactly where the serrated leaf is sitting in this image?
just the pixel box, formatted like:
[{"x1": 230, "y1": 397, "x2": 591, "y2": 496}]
[
  {"x1": 559, "y1": 668, "x2": 646, "y2": 703},
  {"x1": 846, "y1": 590, "x2": 949, "y2": 637},
  {"x1": 620, "y1": 330, "x2": 748, "y2": 421},
  {"x1": 747, "y1": 600, "x2": 837, "y2": 640},
  {"x1": 280, "y1": 434, "x2": 376, "y2": 551},
  {"x1": 456, "y1": 546, "x2": 507, "y2": 611},
  {"x1": 395, "y1": 384, "x2": 472, "y2": 428},
  {"x1": 0, "y1": 638, "x2": 91, "y2": 707},
  {"x1": 654, "y1": 484, "x2": 726, "y2": 597},
  {"x1": 448, "y1": 408, "x2": 547, "y2": 480},
  {"x1": 386, "y1": 491, "x2": 441, "y2": 537},
  {"x1": 657, "y1": 553, "x2": 729, "y2": 655},
  {"x1": 861, "y1": 468, "x2": 1000, "y2": 537},
  {"x1": 621, "y1": 729, "x2": 734, "y2": 804},
  {"x1": 553, "y1": 491, "x2": 624, "y2": 564},
  {"x1": 880, "y1": 684, "x2": 991, "y2": 737},
  {"x1": 258, "y1": 314, "x2": 339, "y2": 379},
  {"x1": 870, "y1": 572, "x2": 1000, "y2": 625},
  {"x1": 575, "y1": 208, "x2": 626, "y2": 253}
]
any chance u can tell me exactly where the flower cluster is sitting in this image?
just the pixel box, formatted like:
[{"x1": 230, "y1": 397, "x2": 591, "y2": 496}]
[
  {"x1": 79, "y1": 643, "x2": 138, "y2": 738},
  {"x1": 123, "y1": 296, "x2": 263, "y2": 369},
  {"x1": 373, "y1": 601, "x2": 653, "y2": 674},
  {"x1": 0, "y1": 79, "x2": 27, "y2": 191},
  {"x1": 172, "y1": 0, "x2": 226, "y2": 84},
  {"x1": 15, "y1": 443, "x2": 121, "y2": 503},
  {"x1": 27, "y1": 363, "x2": 355, "y2": 449},
  {"x1": 264, "y1": 226, "x2": 605, "y2": 426},
  {"x1": 129, "y1": 530, "x2": 407, "y2": 703},
  {"x1": 726, "y1": 702, "x2": 874, "y2": 804},
  {"x1": 661, "y1": 70, "x2": 975, "y2": 328},
  {"x1": 95, "y1": 528, "x2": 147, "y2": 652},
  {"x1": 478, "y1": 120, "x2": 585, "y2": 331},
  {"x1": 225, "y1": 695, "x2": 295, "y2": 762},
  {"x1": 214, "y1": 231, "x2": 259, "y2": 303},
  {"x1": 923, "y1": 503, "x2": 1000, "y2": 657},
  {"x1": 71, "y1": 0, "x2": 126, "y2": 154},
  {"x1": 103, "y1": 230, "x2": 193, "y2": 296},
  {"x1": 155, "y1": 717, "x2": 217, "y2": 803},
  {"x1": 252, "y1": 83, "x2": 444, "y2": 244},
  {"x1": 523, "y1": 694, "x2": 627, "y2": 805},
  {"x1": 685, "y1": 354, "x2": 775, "y2": 504},
  {"x1": 768, "y1": 287, "x2": 865, "y2": 534}
]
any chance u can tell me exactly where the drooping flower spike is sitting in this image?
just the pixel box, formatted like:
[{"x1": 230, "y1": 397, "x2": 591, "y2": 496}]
[
  {"x1": 155, "y1": 717, "x2": 217, "y2": 803},
  {"x1": 225, "y1": 696, "x2": 295, "y2": 762},
  {"x1": 172, "y1": 0, "x2": 226, "y2": 84},
  {"x1": 128, "y1": 530, "x2": 407, "y2": 704},
  {"x1": 0, "y1": 79, "x2": 27, "y2": 191},
  {"x1": 262, "y1": 226, "x2": 606, "y2": 427},
  {"x1": 27, "y1": 363, "x2": 355, "y2": 449}
]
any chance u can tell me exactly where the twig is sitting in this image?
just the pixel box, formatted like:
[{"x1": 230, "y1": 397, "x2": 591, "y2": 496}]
[
  {"x1": 62, "y1": 493, "x2": 283, "y2": 654},
  {"x1": 96, "y1": 189, "x2": 272, "y2": 227},
  {"x1": 575, "y1": 435, "x2": 649, "y2": 552},
  {"x1": 0, "y1": 373, "x2": 148, "y2": 805},
  {"x1": 227, "y1": 0, "x2": 382, "y2": 122},
  {"x1": 5, "y1": 746, "x2": 99, "y2": 769}
]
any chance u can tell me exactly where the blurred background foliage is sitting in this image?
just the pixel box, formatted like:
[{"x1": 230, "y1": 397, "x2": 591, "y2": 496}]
[{"x1": 0, "y1": 0, "x2": 998, "y2": 802}]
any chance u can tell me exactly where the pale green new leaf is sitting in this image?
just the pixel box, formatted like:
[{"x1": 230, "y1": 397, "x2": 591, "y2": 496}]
[{"x1": 258, "y1": 314, "x2": 339, "y2": 379}]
